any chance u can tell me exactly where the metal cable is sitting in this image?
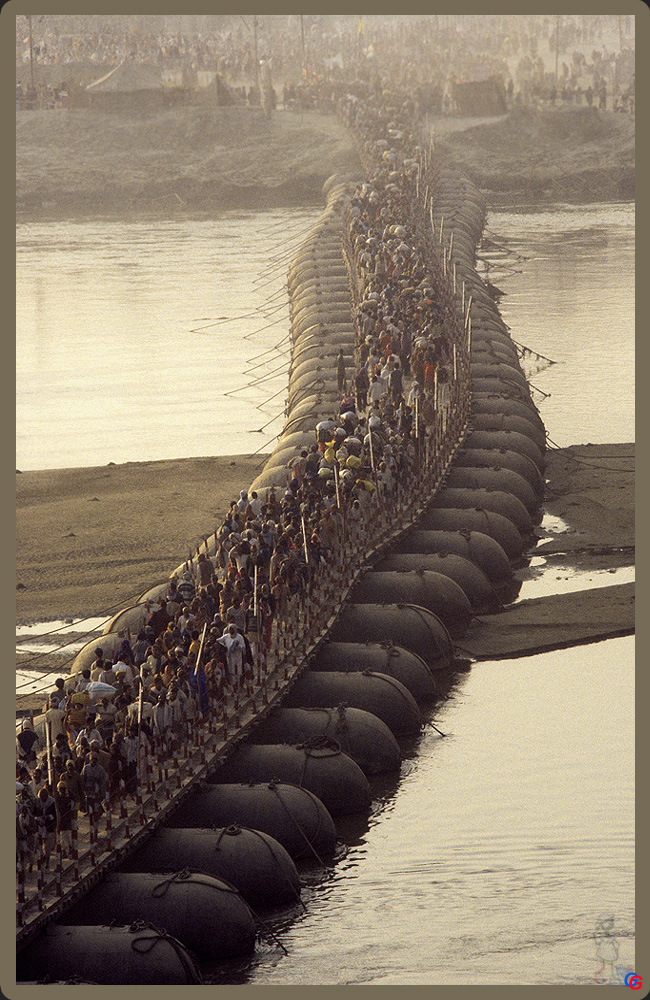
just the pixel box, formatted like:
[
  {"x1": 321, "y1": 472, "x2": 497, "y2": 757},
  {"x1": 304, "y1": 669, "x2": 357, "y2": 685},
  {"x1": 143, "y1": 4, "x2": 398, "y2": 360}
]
[{"x1": 267, "y1": 782, "x2": 328, "y2": 867}]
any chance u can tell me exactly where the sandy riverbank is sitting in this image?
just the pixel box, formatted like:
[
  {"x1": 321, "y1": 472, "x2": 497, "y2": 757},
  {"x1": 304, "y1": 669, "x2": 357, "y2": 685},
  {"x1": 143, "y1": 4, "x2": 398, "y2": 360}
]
[
  {"x1": 16, "y1": 443, "x2": 634, "y2": 628},
  {"x1": 16, "y1": 105, "x2": 361, "y2": 218},
  {"x1": 16, "y1": 103, "x2": 634, "y2": 220},
  {"x1": 15, "y1": 453, "x2": 269, "y2": 625},
  {"x1": 433, "y1": 105, "x2": 634, "y2": 204}
]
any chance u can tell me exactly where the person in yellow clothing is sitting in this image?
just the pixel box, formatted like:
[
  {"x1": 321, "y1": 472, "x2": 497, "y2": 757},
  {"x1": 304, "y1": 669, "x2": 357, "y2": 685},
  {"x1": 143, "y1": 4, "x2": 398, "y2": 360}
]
[
  {"x1": 322, "y1": 443, "x2": 337, "y2": 467},
  {"x1": 356, "y1": 476, "x2": 376, "y2": 494},
  {"x1": 65, "y1": 694, "x2": 89, "y2": 744},
  {"x1": 188, "y1": 629, "x2": 202, "y2": 661}
]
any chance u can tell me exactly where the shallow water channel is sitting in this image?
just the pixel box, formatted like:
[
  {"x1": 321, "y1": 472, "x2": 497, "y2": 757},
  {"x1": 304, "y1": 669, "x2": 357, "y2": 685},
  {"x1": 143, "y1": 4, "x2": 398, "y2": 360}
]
[{"x1": 16, "y1": 201, "x2": 635, "y2": 983}]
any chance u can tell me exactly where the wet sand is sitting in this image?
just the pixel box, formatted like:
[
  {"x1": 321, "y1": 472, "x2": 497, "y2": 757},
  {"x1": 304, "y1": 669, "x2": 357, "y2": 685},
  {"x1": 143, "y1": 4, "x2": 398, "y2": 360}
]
[{"x1": 461, "y1": 442, "x2": 635, "y2": 658}]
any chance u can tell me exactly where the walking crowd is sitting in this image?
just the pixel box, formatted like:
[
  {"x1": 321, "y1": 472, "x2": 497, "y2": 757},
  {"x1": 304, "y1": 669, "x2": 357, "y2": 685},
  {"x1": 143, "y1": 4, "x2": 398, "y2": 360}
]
[
  {"x1": 342, "y1": 89, "x2": 463, "y2": 428},
  {"x1": 16, "y1": 73, "x2": 466, "y2": 880}
]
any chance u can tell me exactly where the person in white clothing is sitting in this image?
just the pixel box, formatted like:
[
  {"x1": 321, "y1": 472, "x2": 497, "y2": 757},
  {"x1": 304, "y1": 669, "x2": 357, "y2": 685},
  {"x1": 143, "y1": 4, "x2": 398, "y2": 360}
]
[
  {"x1": 246, "y1": 491, "x2": 263, "y2": 519},
  {"x1": 217, "y1": 624, "x2": 247, "y2": 690},
  {"x1": 114, "y1": 659, "x2": 135, "y2": 688},
  {"x1": 151, "y1": 693, "x2": 173, "y2": 754},
  {"x1": 407, "y1": 380, "x2": 421, "y2": 408},
  {"x1": 368, "y1": 375, "x2": 385, "y2": 406}
]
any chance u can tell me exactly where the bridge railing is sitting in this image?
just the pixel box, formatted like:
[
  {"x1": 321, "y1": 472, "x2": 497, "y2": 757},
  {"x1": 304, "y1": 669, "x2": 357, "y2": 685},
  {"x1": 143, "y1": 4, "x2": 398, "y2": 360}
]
[{"x1": 17, "y1": 101, "x2": 474, "y2": 937}]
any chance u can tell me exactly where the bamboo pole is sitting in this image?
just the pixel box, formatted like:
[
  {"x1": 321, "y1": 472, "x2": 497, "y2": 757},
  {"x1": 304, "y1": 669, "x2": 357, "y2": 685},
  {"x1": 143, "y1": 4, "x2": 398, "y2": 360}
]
[
  {"x1": 138, "y1": 672, "x2": 144, "y2": 726},
  {"x1": 301, "y1": 513, "x2": 309, "y2": 565},
  {"x1": 45, "y1": 719, "x2": 53, "y2": 788},
  {"x1": 465, "y1": 294, "x2": 473, "y2": 329},
  {"x1": 333, "y1": 461, "x2": 341, "y2": 509},
  {"x1": 195, "y1": 622, "x2": 208, "y2": 673}
]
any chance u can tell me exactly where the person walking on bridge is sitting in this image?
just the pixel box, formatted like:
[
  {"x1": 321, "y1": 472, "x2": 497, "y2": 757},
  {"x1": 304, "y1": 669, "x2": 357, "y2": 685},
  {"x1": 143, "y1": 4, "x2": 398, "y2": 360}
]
[
  {"x1": 388, "y1": 361, "x2": 403, "y2": 403},
  {"x1": 81, "y1": 750, "x2": 108, "y2": 818},
  {"x1": 217, "y1": 624, "x2": 247, "y2": 690},
  {"x1": 354, "y1": 367, "x2": 369, "y2": 411}
]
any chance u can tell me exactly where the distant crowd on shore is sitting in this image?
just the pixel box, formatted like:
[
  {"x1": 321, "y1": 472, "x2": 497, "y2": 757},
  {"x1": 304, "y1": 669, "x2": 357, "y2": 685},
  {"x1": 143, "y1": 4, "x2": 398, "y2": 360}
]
[{"x1": 16, "y1": 14, "x2": 634, "y2": 116}]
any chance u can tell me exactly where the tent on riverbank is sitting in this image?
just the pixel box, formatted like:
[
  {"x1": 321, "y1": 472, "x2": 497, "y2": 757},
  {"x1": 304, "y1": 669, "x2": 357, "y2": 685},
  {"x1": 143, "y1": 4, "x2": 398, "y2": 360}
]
[
  {"x1": 452, "y1": 77, "x2": 507, "y2": 116},
  {"x1": 84, "y1": 58, "x2": 189, "y2": 109}
]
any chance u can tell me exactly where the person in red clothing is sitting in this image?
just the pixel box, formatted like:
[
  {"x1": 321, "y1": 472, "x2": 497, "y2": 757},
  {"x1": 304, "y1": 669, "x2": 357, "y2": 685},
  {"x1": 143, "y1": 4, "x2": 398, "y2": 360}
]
[{"x1": 379, "y1": 329, "x2": 394, "y2": 359}]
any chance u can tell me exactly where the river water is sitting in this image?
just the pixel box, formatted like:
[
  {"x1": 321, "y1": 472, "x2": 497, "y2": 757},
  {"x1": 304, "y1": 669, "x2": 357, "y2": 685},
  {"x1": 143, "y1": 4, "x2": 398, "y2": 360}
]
[
  {"x1": 16, "y1": 202, "x2": 634, "y2": 470},
  {"x1": 16, "y1": 208, "x2": 321, "y2": 472},
  {"x1": 227, "y1": 636, "x2": 634, "y2": 987},
  {"x1": 15, "y1": 201, "x2": 635, "y2": 984},
  {"x1": 481, "y1": 202, "x2": 634, "y2": 447}
]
